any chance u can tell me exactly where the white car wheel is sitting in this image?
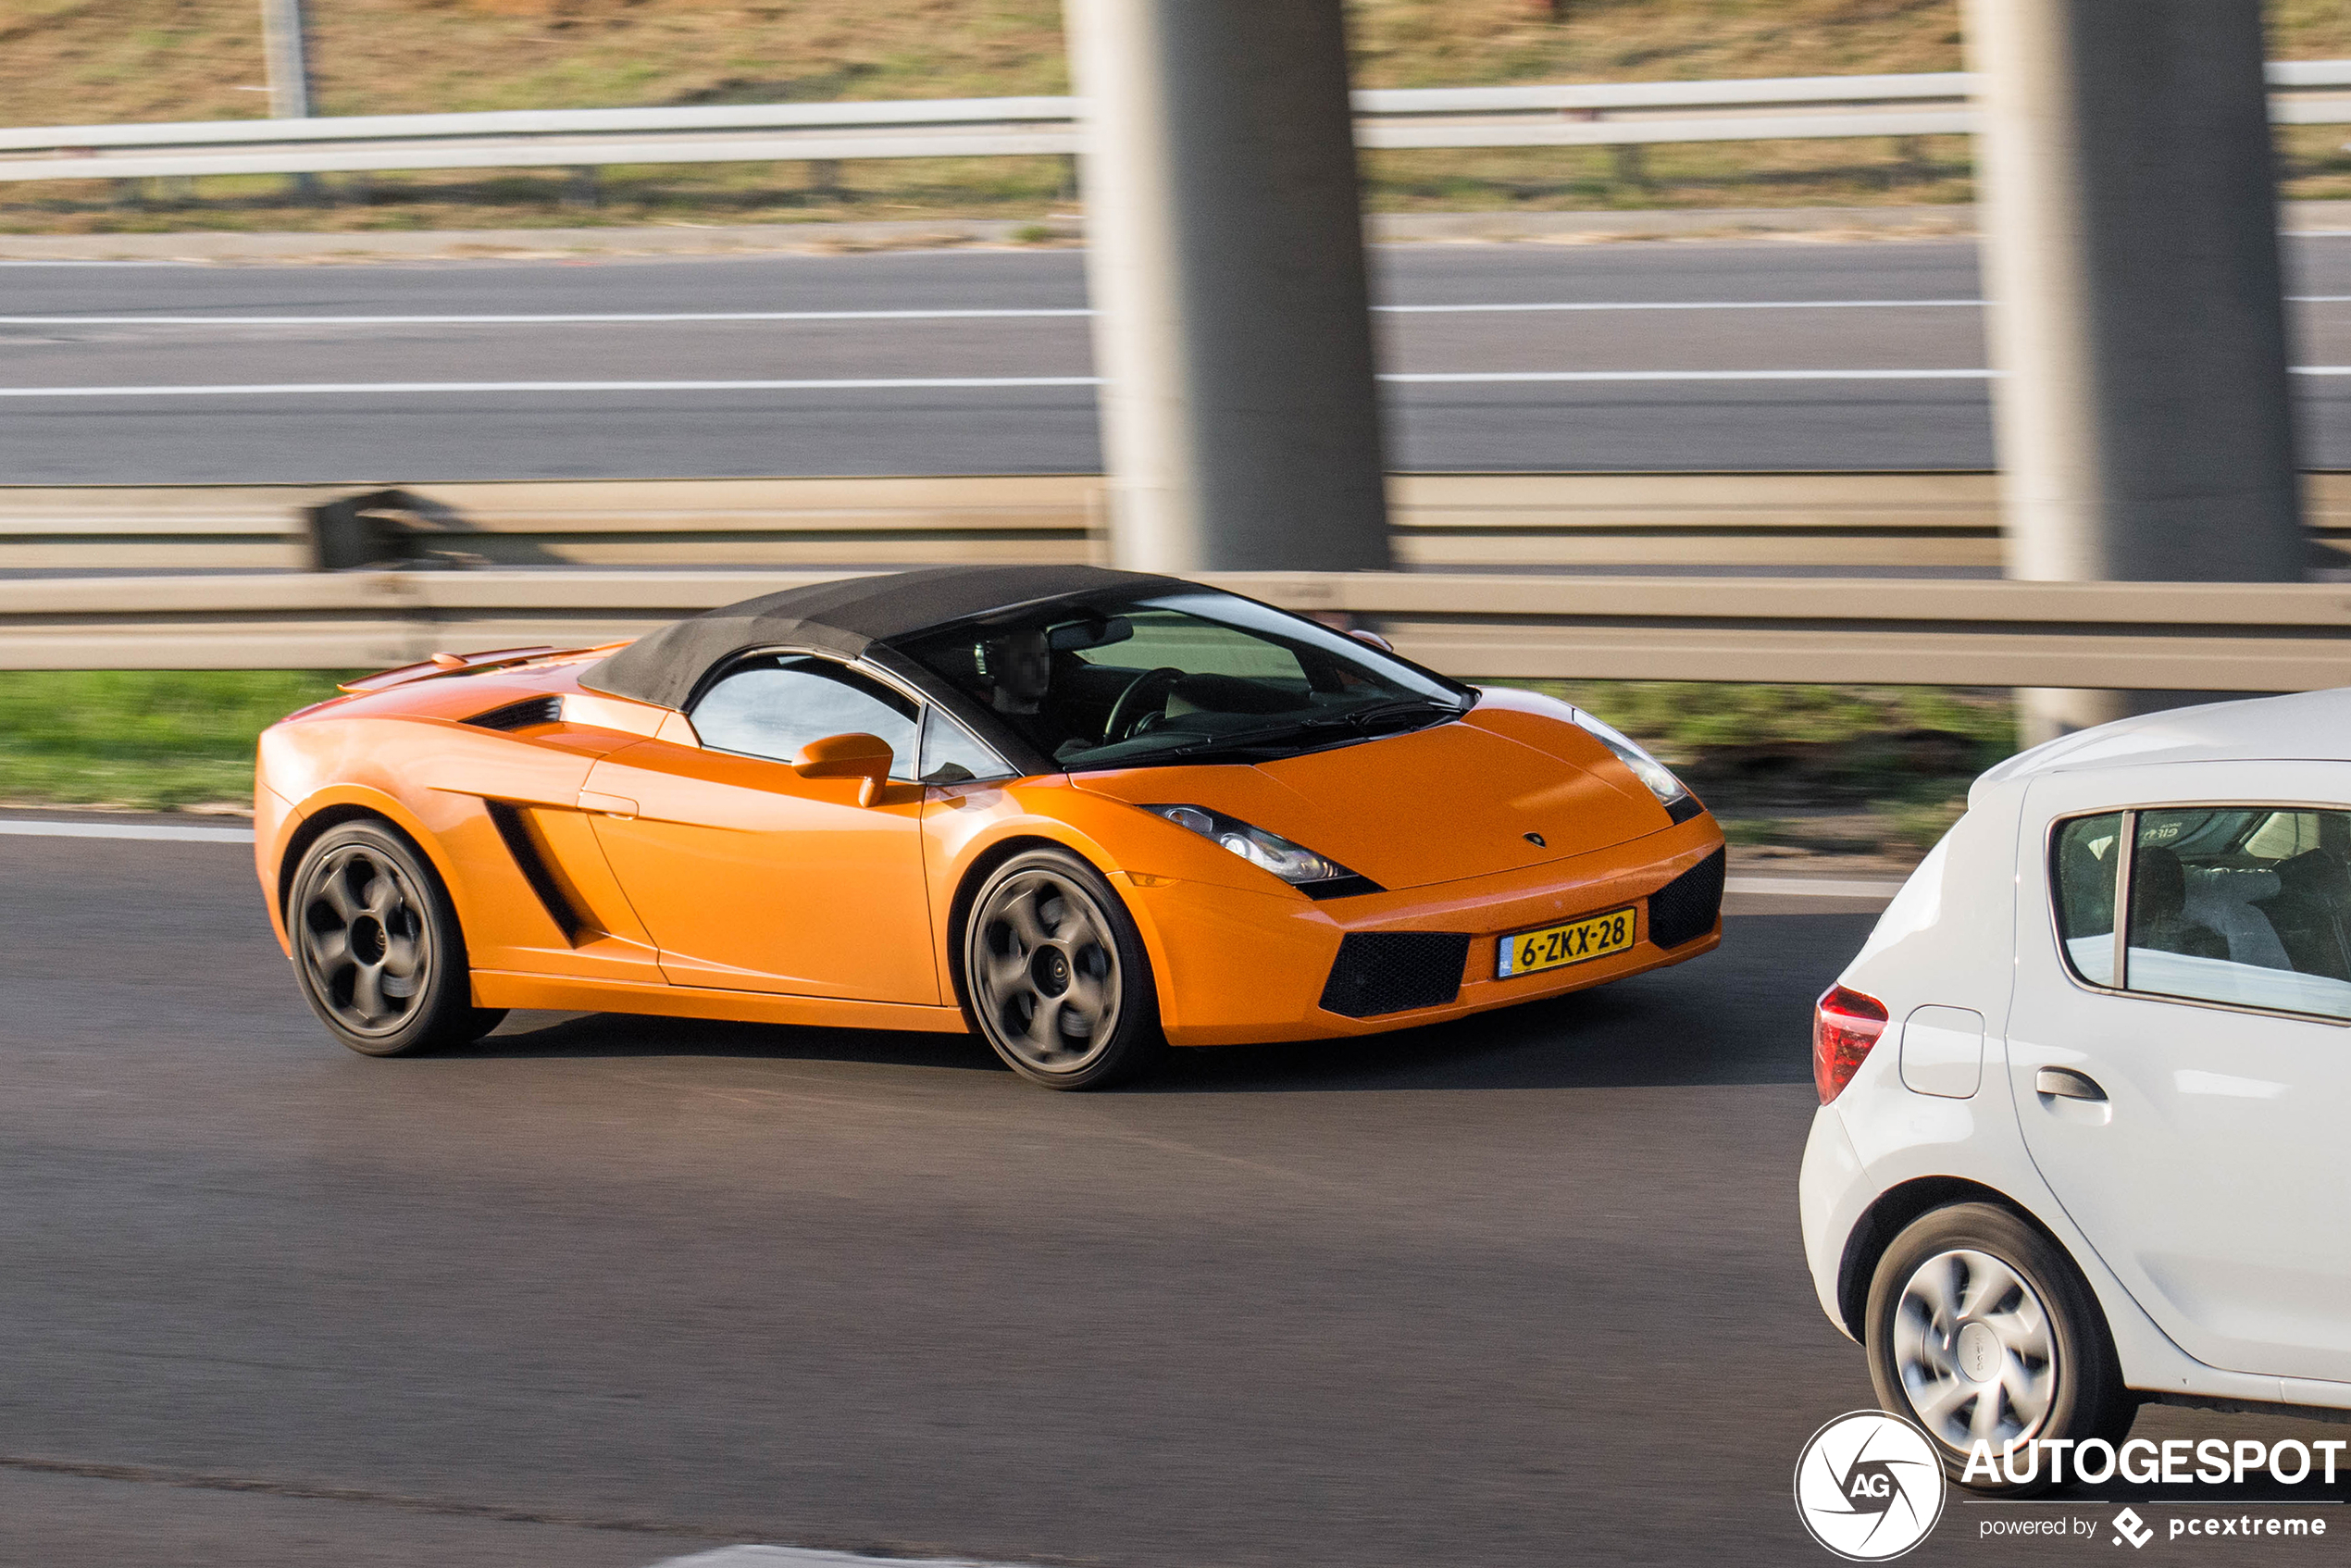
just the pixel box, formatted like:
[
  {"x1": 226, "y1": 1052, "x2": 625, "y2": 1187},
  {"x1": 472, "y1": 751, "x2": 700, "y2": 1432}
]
[{"x1": 1864, "y1": 1201, "x2": 2135, "y2": 1494}]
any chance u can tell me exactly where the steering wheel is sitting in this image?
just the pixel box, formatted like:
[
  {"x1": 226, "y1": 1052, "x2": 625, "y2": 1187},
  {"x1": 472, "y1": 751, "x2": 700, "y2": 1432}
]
[{"x1": 1102, "y1": 666, "x2": 1185, "y2": 744}]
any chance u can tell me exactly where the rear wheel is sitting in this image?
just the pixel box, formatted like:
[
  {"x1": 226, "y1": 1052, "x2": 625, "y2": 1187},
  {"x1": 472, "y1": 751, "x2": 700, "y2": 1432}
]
[
  {"x1": 288, "y1": 820, "x2": 497, "y2": 1057},
  {"x1": 962, "y1": 849, "x2": 1164, "y2": 1089},
  {"x1": 1865, "y1": 1201, "x2": 2136, "y2": 1494}
]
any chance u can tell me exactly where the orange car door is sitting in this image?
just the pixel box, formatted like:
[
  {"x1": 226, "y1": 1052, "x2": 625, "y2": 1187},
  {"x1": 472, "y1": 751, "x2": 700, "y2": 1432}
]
[{"x1": 578, "y1": 654, "x2": 937, "y2": 1003}]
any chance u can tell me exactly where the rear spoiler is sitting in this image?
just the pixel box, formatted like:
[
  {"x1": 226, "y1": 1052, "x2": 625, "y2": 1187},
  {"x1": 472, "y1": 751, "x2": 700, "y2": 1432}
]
[{"x1": 337, "y1": 642, "x2": 628, "y2": 694}]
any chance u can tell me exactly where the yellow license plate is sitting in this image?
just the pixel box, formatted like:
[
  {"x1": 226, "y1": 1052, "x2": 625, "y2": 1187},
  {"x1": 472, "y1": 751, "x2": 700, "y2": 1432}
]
[{"x1": 1497, "y1": 906, "x2": 1636, "y2": 978}]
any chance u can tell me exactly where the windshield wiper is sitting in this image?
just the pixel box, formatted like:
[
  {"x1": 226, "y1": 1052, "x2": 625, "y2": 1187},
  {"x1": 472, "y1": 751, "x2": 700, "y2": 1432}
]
[
  {"x1": 1144, "y1": 697, "x2": 1465, "y2": 762},
  {"x1": 1329, "y1": 697, "x2": 1466, "y2": 731}
]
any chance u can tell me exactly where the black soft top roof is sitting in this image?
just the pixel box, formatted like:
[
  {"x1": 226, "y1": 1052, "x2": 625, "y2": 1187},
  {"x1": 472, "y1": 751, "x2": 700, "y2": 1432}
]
[{"x1": 580, "y1": 564, "x2": 1184, "y2": 710}]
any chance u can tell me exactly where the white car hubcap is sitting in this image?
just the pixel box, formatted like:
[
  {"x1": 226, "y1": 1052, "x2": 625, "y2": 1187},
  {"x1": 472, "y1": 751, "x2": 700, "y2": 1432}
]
[{"x1": 1893, "y1": 1247, "x2": 2059, "y2": 1450}]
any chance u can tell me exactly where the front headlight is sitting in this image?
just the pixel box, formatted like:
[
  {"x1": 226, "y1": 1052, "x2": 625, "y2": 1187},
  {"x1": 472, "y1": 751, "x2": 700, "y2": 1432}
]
[
  {"x1": 1145, "y1": 804, "x2": 1367, "y2": 890},
  {"x1": 1568, "y1": 709, "x2": 1691, "y2": 809}
]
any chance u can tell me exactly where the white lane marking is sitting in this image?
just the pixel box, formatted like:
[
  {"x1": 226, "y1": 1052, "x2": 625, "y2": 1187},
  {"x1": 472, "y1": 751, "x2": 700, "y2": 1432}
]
[
  {"x1": 0, "y1": 299, "x2": 1985, "y2": 326},
  {"x1": 0, "y1": 818, "x2": 255, "y2": 842},
  {"x1": 1724, "y1": 875, "x2": 1903, "y2": 901},
  {"x1": 74, "y1": 363, "x2": 2351, "y2": 393},
  {"x1": 1386, "y1": 298, "x2": 1986, "y2": 313},
  {"x1": 0, "y1": 308, "x2": 1093, "y2": 325},
  {"x1": 9, "y1": 293, "x2": 2351, "y2": 328},
  {"x1": 1386, "y1": 367, "x2": 1992, "y2": 383},
  {"x1": 0, "y1": 376, "x2": 1102, "y2": 396},
  {"x1": 645, "y1": 1551, "x2": 1021, "y2": 1568},
  {"x1": 0, "y1": 369, "x2": 2007, "y2": 398},
  {"x1": 16, "y1": 364, "x2": 2351, "y2": 397}
]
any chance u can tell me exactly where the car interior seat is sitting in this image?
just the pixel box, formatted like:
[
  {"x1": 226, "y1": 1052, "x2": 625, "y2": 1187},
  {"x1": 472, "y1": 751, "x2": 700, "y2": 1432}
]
[
  {"x1": 2181, "y1": 866, "x2": 2291, "y2": 971},
  {"x1": 2130, "y1": 845, "x2": 2230, "y2": 963},
  {"x1": 2253, "y1": 847, "x2": 2351, "y2": 980}
]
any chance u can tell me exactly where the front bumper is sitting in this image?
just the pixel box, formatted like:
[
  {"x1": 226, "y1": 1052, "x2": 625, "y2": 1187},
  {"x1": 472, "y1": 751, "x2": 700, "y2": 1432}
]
[{"x1": 1122, "y1": 814, "x2": 1724, "y2": 1046}]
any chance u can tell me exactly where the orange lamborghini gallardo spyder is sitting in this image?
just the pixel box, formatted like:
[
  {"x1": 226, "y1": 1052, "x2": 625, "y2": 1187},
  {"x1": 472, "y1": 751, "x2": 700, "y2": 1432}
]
[{"x1": 255, "y1": 566, "x2": 1724, "y2": 1088}]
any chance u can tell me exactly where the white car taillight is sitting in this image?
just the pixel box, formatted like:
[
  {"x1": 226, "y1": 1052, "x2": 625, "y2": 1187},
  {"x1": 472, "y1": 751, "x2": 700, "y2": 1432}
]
[{"x1": 1813, "y1": 985, "x2": 1889, "y2": 1103}]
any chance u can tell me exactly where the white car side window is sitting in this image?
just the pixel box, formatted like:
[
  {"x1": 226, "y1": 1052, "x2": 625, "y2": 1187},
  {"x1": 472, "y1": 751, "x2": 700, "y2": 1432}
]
[
  {"x1": 2128, "y1": 807, "x2": 2351, "y2": 1019},
  {"x1": 2051, "y1": 812, "x2": 2123, "y2": 986},
  {"x1": 2053, "y1": 805, "x2": 2351, "y2": 1019}
]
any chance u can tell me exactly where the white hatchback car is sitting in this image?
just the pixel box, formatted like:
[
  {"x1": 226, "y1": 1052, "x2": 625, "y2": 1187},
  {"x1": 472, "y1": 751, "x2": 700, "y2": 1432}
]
[{"x1": 1801, "y1": 690, "x2": 2351, "y2": 1489}]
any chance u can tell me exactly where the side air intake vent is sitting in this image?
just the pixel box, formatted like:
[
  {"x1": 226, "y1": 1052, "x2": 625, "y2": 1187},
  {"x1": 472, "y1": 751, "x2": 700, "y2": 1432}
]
[
  {"x1": 482, "y1": 801, "x2": 589, "y2": 943},
  {"x1": 1317, "y1": 931, "x2": 1472, "y2": 1018},
  {"x1": 1648, "y1": 847, "x2": 1726, "y2": 949},
  {"x1": 466, "y1": 695, "x2": 563, "y2": 732}
]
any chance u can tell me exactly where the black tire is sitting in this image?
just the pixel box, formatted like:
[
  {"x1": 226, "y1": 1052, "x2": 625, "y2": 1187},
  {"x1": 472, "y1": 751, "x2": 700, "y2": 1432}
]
[
  {"x1": 287, "y1": 819, "x2": 491, "y2": 1057},
  {"x1": 1865, "y1": 1201, "x2": 2136, "y2": 1495},
  {"x1": 961, "y1": 848, "x2": 1165, "y2": 1089}
]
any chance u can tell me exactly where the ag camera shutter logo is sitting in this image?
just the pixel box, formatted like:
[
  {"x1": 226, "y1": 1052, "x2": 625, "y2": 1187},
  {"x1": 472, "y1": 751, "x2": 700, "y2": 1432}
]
[{"x1": 1794, "y1": 1410, "x2": 1947, "y2": 1561}]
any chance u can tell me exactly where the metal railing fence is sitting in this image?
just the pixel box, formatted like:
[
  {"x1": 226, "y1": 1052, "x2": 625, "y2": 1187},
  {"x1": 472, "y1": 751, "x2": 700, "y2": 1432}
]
[
  {"x1": 9, "y1": 472, "x2": 2351, "y2": 576},
  {"x1": 2, "y1": 64, "x2": 2346, "y2": 184},
  {"x1": 3, "y1": 471, "x2": 2012, "y2": 573}
]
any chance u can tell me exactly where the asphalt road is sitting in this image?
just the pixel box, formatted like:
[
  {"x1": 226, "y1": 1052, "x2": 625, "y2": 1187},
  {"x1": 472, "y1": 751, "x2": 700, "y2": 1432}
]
[
  {"x1": 6, "y1": 828, "x2": 2347, "y2": 1568},
  {"x1": 4, "y1": 237, "x2": 2349, "y2": 481}
]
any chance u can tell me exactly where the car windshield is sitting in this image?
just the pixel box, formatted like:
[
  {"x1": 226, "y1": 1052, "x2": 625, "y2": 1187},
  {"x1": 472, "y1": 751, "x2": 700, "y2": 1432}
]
[{"x1": 888, "y1": 589, "x2": 1473, "y2": 772}]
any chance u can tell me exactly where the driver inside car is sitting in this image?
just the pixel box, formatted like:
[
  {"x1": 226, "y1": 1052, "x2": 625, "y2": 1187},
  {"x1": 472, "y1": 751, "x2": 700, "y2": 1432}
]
[
  {"x1": 979, "y1": 628, "x2": 1053, "y2": 717},
  {"x1": 978, "y1": 627, "x2": 1096, "y2": 761}
]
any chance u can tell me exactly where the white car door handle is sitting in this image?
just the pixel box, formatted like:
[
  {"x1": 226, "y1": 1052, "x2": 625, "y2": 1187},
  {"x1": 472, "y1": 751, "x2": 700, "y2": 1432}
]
[{"x1": 2035, "y1": 1067, "x2": 2108, "y2": 1102}]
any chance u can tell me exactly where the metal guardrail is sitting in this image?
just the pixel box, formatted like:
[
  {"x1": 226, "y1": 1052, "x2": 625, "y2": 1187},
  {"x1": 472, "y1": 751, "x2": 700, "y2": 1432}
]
[
  {"x1": 7, "y1": 472, "x2": 2349, "y2": 576},
  {"x1": 0, "y1": 477, "x2": 1107, "y2": 572},
  {"x1": 5, "y1": 568, "x2": 2351, "y2": 690},
  {"x1": 4, "y1": 64, "x2": 2347, "y2": 183},
  {"x1": 3, "y1": 472, "x2": 2009, "y2": 573}
]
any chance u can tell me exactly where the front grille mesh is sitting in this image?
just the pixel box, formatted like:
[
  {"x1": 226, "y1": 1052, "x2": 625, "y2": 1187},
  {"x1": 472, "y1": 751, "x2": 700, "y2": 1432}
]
[
  {"x1": 1648, "y1": 847, "x2": 1726, "y2": 949},
  {"x1": 1318, "y1": 931, "x2": 1472, "y2": 1018}
]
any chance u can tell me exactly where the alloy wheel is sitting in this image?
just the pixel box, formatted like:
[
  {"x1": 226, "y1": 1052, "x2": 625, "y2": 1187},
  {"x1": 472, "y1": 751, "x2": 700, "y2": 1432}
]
[
  {"x1": 971, "y1": 867, "x2": 1124, "y2": 1073},
  {"x1": 298, "y1": 842, "x2": 434, "y2": 1039}
]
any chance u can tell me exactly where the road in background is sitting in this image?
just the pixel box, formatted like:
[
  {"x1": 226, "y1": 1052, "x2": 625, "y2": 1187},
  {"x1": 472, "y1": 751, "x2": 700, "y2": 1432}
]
[
  {"x1": 2, "y1": 237, "x2": 2347, "y2": 482},
  {"x1": 4, "y1": 830, "x2": 2345, "y2": 1568}
]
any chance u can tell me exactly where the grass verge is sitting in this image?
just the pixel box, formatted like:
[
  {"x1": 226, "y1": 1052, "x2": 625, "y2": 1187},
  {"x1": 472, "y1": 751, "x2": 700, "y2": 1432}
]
[
  {"x1": 1543, "y1": 680, "x2": 2018, "y2": 862},
  {"x1": 0, "y1": 671, "x2": 349, "y2": 812}
]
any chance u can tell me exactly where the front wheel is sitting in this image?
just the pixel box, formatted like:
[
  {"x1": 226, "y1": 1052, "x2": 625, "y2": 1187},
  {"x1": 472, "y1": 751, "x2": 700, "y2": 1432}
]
[
  {"x1": 1865, "y1": 1201, "x2": 2137, "y2": 1495},
  {"x1": 288, "y1": 819, "x2": 496, "y2": 1057},
  {"x1": 962, "y1": 849, "x2": 1165, "y2": 1089}
]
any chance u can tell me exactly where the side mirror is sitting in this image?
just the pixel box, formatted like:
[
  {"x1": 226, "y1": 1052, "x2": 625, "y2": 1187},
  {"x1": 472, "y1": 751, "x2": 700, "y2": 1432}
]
[
  {"x1": 792, "y1": 732, "x2": 894, "y2": 806},
  {"x1": 1349, "y1": 628, "x2": 1396, "y2": 653}
]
